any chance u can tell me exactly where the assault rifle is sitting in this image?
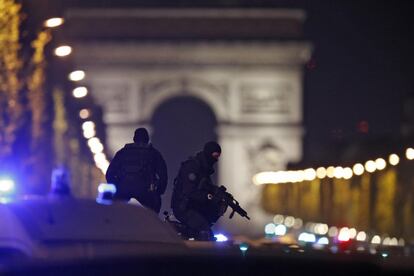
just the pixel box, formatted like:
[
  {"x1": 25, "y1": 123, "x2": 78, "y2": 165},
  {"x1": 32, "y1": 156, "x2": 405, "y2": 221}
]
[{"x1": 215, "y1": 186, "x2": 250, "y2": 220}]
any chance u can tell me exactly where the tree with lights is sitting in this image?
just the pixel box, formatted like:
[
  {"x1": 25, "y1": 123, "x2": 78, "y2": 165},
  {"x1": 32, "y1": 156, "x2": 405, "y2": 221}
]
[{"x1": 0, "y1": 0, "x2": 104, "y2": 196}]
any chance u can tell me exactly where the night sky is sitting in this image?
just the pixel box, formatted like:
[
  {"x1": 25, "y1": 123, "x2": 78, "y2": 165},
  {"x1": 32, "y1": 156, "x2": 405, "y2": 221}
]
[
  {"x1": 35, "y1": 0, "x2": 413, "y2": 167},
  {"x1": 299, "y1": 1, "x2": 413, "y2": 164}
]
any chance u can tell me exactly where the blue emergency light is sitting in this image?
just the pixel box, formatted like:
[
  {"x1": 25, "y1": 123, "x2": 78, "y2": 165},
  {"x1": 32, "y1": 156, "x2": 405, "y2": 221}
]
[
  {"x1": 214, "y1": 233, "x2": 229, "y2": 242},
  {"x1": 0, "y1": 177, "x2": 15, "y2": 195},
  {"x1": 96, "y1": 183, "x2": 117, "y2": 205},
  {"x1": 0, "y1": 177, "x2": 15, "y2": 203}
]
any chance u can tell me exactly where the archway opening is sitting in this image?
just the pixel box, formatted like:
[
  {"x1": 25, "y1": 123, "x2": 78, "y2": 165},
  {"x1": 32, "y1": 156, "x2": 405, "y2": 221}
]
[{"x1": 150, "y1": 96, "x2": 218, "y2": 214}]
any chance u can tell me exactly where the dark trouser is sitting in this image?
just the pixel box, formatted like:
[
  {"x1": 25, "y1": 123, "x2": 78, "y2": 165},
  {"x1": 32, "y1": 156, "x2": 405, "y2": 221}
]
[
  {"x1": 115, "y1": 190, "x2": 161, "y2": 214},
  {"x1": 173, "y1": 207, "x2": 214, "y2": 241}
]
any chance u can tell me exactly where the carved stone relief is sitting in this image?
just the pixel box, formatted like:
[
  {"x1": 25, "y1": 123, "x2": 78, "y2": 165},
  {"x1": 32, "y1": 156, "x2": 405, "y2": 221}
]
[
  {"x1": 239, "y1": 81, "x2": 292, "y2": 115},
  {"x1": 248, "y1": 141, "x2": 285, "y2": 175},
  {"x1": 93, "y1": 82, "x2": 131, "y2": 114},
  {"x1": 139, "y1": 76, "x2": 230, "y2": 121}
]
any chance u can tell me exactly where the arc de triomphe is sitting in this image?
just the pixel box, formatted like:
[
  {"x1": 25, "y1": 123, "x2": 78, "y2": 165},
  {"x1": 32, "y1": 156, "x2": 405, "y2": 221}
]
[{"x1": 67, "y1": 8, "x2": 311, "y2": 236}]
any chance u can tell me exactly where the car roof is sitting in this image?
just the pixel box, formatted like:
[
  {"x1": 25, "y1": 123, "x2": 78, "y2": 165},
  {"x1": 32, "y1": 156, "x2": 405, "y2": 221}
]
[{"x1": 1, "y1": 197, "x2": 181, "y2": 245}]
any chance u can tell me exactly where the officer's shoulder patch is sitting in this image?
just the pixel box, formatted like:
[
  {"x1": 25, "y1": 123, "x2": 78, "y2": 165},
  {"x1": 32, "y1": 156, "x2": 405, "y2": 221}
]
[{"x1": 188, "y1": 173, "x2": 197, "y2": 181}]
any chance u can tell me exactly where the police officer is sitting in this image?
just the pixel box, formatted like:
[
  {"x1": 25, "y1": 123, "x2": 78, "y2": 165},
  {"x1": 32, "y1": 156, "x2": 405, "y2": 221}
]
[
  {"x1": 106, "y1": 128, "x2": 167, "y2": 214},
  {"x1": 171, "y1": 141, "x2": 227, "y2": 241}
]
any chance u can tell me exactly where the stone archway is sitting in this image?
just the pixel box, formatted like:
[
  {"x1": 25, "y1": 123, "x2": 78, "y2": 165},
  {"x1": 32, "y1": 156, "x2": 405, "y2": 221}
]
[{"x1": 150, "y1": 95, "x2": 218, "y2": 215}]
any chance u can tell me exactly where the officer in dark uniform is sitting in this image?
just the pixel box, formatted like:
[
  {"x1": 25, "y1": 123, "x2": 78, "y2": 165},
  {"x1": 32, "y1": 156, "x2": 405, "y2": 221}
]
[
  {"x1": 171, "y1": 141, "x2": 227, "y2": 241},
  {"x1": 106, "y1": 128, "x2": 167, "y2": 214}
]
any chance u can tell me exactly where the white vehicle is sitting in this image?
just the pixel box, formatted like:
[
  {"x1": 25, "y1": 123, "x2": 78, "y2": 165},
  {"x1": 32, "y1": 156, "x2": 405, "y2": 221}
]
[{"x1": 0, "y1": 195, "x2": 185, "y2": 263}]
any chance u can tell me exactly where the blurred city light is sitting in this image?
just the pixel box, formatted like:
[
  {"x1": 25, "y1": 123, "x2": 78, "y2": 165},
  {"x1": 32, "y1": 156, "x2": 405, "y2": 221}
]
[
  {"x1": 252, "y1": 171, "x2": 273, "y2": 185},
  {"x1": 93, "y1": 153, "x2": 106, "y2": 164},
  {"x1": 292, "y1": 170, "x2": 305, "y2": 183},
  {"x1": 0, "y1": 178, "x2": 15, "y2": 194},
  {"x1": 343, "y1": 167, "x2": 353, "y2": 179},
  {"x1": 338, "y1": 227, "x2": 350, "y2": 241},
  {"x1": 73, "y1": 86, "x2": 88, "y2": 98},
  {"x1": 333, "y1": 166, "x2": 344, "y2": 179},
  {"x1": 375, "y1": 158, "x2": 386, "y2": 170},
  {"x1": 389, "y1": 237, "x2": 398, "y2": 246},
  {"x1": 317, "y1": 237, "x2": 329, "y2": 245},
  {"x1": 304, "y1": 168, "x2": 316, "y2": 181},
  {"x1": 316, "y1": 167, "x2": 327, "y2": 179},
  {"x1": 69, "y1": 70, "x2": 85, "y2": 81},
  {"x1": 328, "y1": 226, "x2": 338, "y2": 237},
  {"x1": 371, "y1": 235, "x2": 381, "y2": 244},
  {"x1": 264, "y1": 223, "x2": 276, "y2": 235},
  {"x1": 214, "y1": 233, "x2": 228, "y2": 242},
  {"x1": 383, "y1": 237, "x2": 391, "y2": 246},
  {"x1": 356, "y1": 231, "x2": 367, "y2": 241},
  {"x1": 364, "y1": 160, "x2": 376, "y2": 173},
  {"x1": 83, "y1": 128, "x2": 96, "y2": 139},
  {"x1": 54, "y1": 45, "x2": 72, "y2": 57},
  {"x1": 44, "y1": 17, "x2": 64, "y2": 28},
  {"x1": 96, "y1": 183, "x2": 116, "y2": 204},
  {"x1": 82, "y1": 121, "x2": 95, "y2": 131},
  {"x1": 352, "y1": 163, "x2": 364, "y2": 176},
  {"x1": 273, "y1": 214, "x2": 284, "y2": 224},
  {"x1": 388, "y1": 154, "x2": 400, "y2": 166},
  {"x1": 298, "y1": 232, "x2": 316, "y2": 243},
  {"x1": 326, "y1": 166, "x2": 335, "y2": 178},
  {"x1": 239, "y1": 243, "x2": 249, "y2": 252},
  {"x1": 98, "y1": 183, "x2": 116, "y2": 194},
  {"x1": 349, "y1": 228, "x2": 357, "y2": 239},
  {"x1": 274, "y1": 224, "x2": 287, "y2": 236},
  {"x1": 79, "y1": 108, "x2": 91, "y2": 119},
  {"x1": 97, "y1": 161, "x2": 110, "y2": 174},
  {"x1": 293, "y1": 218, "x2": 303, "y2": 229},
  {"x1": 406, "y1": 148, "x2": 414, "y2": 160},
  {"x1": 88, "y1": 137, "x2": 104, "y2": 154},
  {"x1": 284, "y1": 216, "x2": 295, "y2": 228},
  {"x1": 314, "y1": 224, "x2": 329, "y2": 235}
]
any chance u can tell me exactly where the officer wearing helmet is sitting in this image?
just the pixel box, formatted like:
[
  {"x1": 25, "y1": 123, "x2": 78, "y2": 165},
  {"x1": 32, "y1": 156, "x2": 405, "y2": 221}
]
[
  {"x1": 106, "y1": 128, "x2": 167, "y2": 214},
  {"x1": 171, "y1": 141, "x2": 227, "y2": 241}
]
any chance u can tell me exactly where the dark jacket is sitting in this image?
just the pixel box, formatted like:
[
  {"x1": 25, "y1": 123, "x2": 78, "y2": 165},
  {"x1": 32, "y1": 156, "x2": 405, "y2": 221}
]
[
  {"x1": 172, "y1": 151, "x2": 222, "y2": 222},
  {"x1": 106, "y1": 143, "x2": 168, "y2": 197}
]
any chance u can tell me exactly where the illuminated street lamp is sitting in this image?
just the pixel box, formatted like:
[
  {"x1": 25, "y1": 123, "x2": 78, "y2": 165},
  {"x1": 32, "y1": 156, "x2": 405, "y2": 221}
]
[
  {"x1": 72, "y1": 86, "x2": 88, "y2": 98},
  {"x1": 69, "y1": 70, "x2": 85, "y2": 81},
  {"x1": 54, "y1": 45, "x2": 72, "y2": 57},
  {"x1": 44, "y1": 17, "x2": 64, "y2": 28}
]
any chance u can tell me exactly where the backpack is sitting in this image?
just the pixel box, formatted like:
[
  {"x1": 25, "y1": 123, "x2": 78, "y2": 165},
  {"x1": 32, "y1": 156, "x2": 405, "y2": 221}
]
[{"x1": 120, "y1": 144, "x2": 155, "y2": 190}]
